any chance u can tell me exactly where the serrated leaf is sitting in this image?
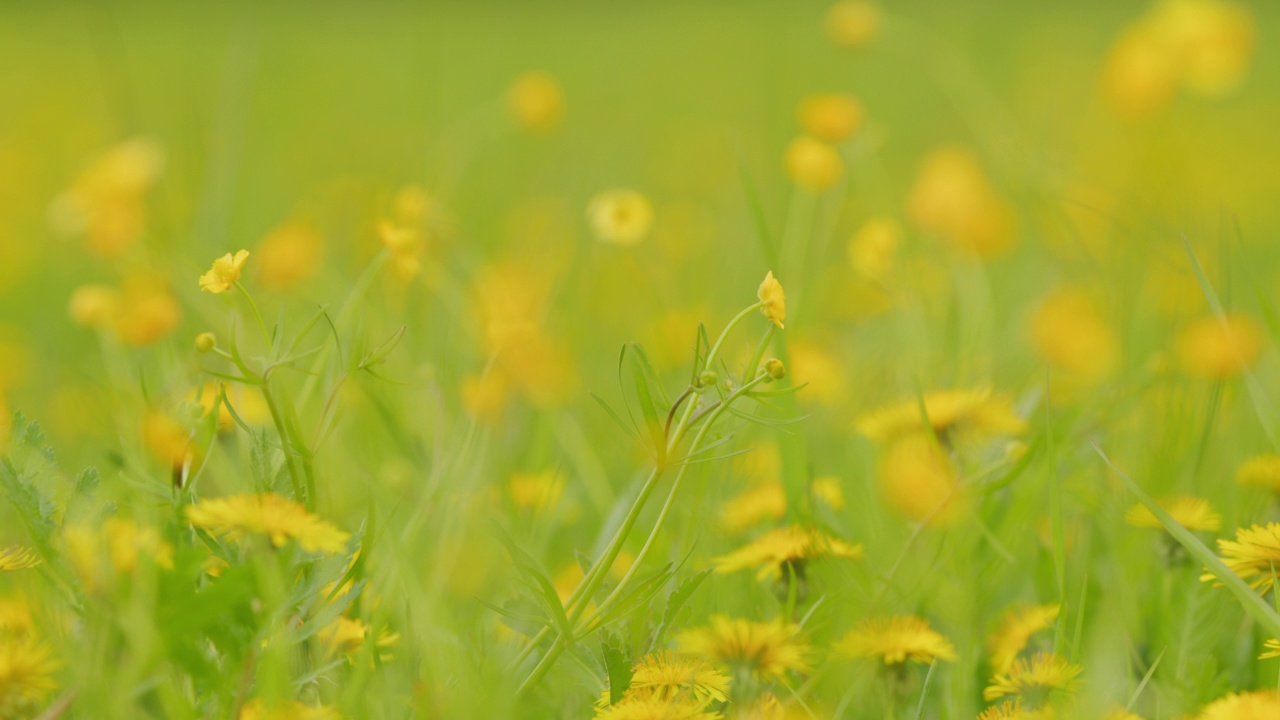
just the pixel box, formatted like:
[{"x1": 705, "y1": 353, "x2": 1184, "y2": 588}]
[
  {"x1": 652, "y1": 569, "x2": 711, "y2": 650},
  {"x1": 600, "y1": 632, "x2": 633, "y2": 705}
]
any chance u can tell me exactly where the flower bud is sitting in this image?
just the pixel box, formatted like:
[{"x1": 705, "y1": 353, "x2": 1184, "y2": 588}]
[
  {"x1": 764, "y1": 358, "x2": 786, "y2": 380},
  {"x1": 195, "y1": 332, "x2": 217, "y2": 354},
  {"x1": 697, "y1": 370, "x2": 719, "y2": 388}
]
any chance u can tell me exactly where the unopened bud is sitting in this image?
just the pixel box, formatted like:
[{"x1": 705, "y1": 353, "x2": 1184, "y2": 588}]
[
  {"x1": 195, "y1": 332, "x2": 217, "y2": 353},
  {"x1": 764, "y1": 358, "x2": 786, "y2": 380},
  {"x1": 697, "y1": 370, "x2": 719, "y2": 388}
]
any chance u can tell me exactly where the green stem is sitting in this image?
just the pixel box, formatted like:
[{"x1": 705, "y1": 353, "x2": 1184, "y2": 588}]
[
  {"x1": 260, "y1": 379, "x2": 307, "y2": 507},
  {"x1": 704, "y1": 301, "x2": 765, "y2": 375},
  {"x1": 744, "y1": 325, "x2": 776, "y2": 381},
  {"x1": 235, "y1": 281, "x2": 271, "y2": 347}
]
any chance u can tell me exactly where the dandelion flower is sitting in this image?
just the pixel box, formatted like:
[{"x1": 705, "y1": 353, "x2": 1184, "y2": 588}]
[
  {"x1": 983, "y1": 652, "x2": 1082, "y2": 703},
  {"x1": 784, "y1": 136, "x2": 843, "y2": 191},
  {"x1": 1029, "y1": 288, "x2": 1119, "y2": 386},
  {"x1": 0, "y1": 638, "x2": 59, "y2": 713},
  {"x1": 0, "y1": 548, "x2": 39, "y2": 572},
  {"x1": 877, "y1": 434, "x2": 966, "y2": 524},
  {"x1": 987, "y1": 604, "x2": 1059, "y2": 672},
  {"x1": 187, "y1": 493, "x2": 350, "y2": 554},
  {"x1": 812, "y1": 476, "x2": 845, "y2": 510},
  {"x1": 718, "y1": 481, "x2": 786, "y2": 533},
  {"x1": 587, "y1": 190, "x2": 654, "y2": 246},
  {"x1": 758, "y1": 271, "x2": 786, "y2": 329},
  {"x1": 1124, "y1": 497, "x2": 1221, "y2": 532},
  {"x1": 1237, "y1": 454, "x2": 1280, "y2": 491},
  {"x1": 1259, "y1": 639, "x2": 1280, "y2": 659},
  {"x1": 826, "y1": 0, "x2": 880, "y2": 48},
  {"x1": 713, "y1": 525, "x2": 862, "y2": 581},
  {"x1": 1176, "y1": 313, "x2": 1263, "y2": 379},
  {"x1": 907, "y1": 146, "x2": 1015, "y2": 258},
  {"x1": 64, "y1": 518, "x2": 174, "y2": 591},
  {"x1": 199, "y1": 249, "x2": 250, "y2": 293},
  {"x1": 509, "y1": 71, "x2": 564, "y2": 133},
  {"x1": 602, "y1": 651, "x2": 730, "y2": 707},
  {"x1": 1198, "y1": 690, "x2": 1280, "y2": 720},
  {"x1": 798, "y1": 93, "x2": 863, "y2": 144},
  {"x1": 238, "y1": 699, "x2": 342, "y2": 720},
  {"x1": 678, "y1": 615, "x2": 811, "y2": 680},
  {"x1": 1203, "y1": 523, "x2": 1280, "y2": 592},
  {"x1": 856, "y1": 388, "x2": 1025, "y2": 444},
  {"x1": 848, "y1": 217, "x2": 902, "y2": 280},
  {"x1": 319, "y1": 616, "x2": 399, "y2": 660},
  {"x1": 837, "y1": 615, "x2": 957, "y2": 665},
  {"x1": 594, "y1": 693, "x2": 722, "y2": 720}
]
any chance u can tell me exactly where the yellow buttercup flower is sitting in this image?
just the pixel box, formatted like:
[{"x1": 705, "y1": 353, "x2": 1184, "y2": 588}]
[
  {"x1": 1029, "y1": 288, "x2": 1119, "y2": 387},
  {"x1": 63, "y1": 518, "x2": 174, "y2": 592},
  {"x1": 48, "y1": 137, "x2": 164, "y2": 257},
  {"x1": 857, "y1": 388, "x2": 1025, "y2": 444},
  {"x1": 238, "y1": 699, "x2": 342, "y2": 720},
  {"x1": 848, "y1": 217, "x2": 902, "y2": 280},
  {"x1": 907, "y1": 146, "x2": 1015, "y2": 258},
  {"x1": 987, "y1": 604, "x2": 1059, "y2": 672},
  {"x1": 678, "y1": 615, "x2": 811, "y2": 681},
  {"x1": 378, "y1": 220, "x2": 425, "y2": 279},
  {"x1": 509, "y1": 71, "x2": 565, "y2": 133},
  {"x1": 836, "y1": 615, "x2": 957, "y2": 665},
  {"x1": 587, "y1": 190, "x2": 654, "y2": 246},
  {"x1": 0, "y1": 638, "x2": 59, "y2": 713},
  {"x1": 811, "y1": 476, "x2": 845, "y2": 510},
  {"x1": 199, "y1": 249, "x2": 250, "y2": 294},
  {"x1": 186, "y1": 493, "x2": 350, "y2": 554},
  {"x1": 713, "y1": 525, "x2": 862, "y2": 581},
  {"x1": 255, "y1": 223, "x2": 323, "y2": 290},
  {"x1": 1237, "y1": 454, "x2": 1280, "y2": 491},
  {"x1": 983, "y1": 652, "x2": 1082, "y2": 703},
  {"x1": 784, "y1": 136, "x2": 843, "y2": 191},
  {"x1": 0, "y1": 547, "x2": 39, "y2": 572},
  {"x1": 116, "y1": 274, "x2": 182, "y2": 346},
  {"x1": 1197, "y1": 690, "x2": 1280, "y2": 720},
  {"x1": 67, "y1": 284, "x2": 121, "y2": 329},
  {"x1": 1124, "y1": 496, "x2": 1221, "y2": 532},
  {"x1": 758, "y1": 271, "x2": 786, "y2": 329},
  {"x1": 798, "y1": 93, "x2": 863, "y2": 143},
  {"x1": 826, "y1": 0, "x2": 881, "y2": 48},
  {"x1": 1176, "y1": 313, "x2": 1263, "y2": 379},
  {"x1": 718, "y1": 481, "x2": 786, "y2": 533}
]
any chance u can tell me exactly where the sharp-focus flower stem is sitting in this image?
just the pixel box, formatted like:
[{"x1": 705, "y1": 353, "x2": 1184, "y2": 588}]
[{"x1": 235, "y1": 281, "x2": 271, "y2": 347}]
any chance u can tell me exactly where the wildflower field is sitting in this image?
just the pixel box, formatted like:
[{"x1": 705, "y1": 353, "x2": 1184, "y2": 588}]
[{"x1": 3, "y1": 1, "x2": 1280, "y2": 718}]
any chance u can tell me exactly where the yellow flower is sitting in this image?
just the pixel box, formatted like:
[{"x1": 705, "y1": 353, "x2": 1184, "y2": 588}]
[
  {"x1": 758, "y1": 271, "x2": 786, "y2": 329},
  {"x1": 0, "y1": 548, "x2": 39, "y2": 572},
  {"x1": 789, "y1": 341, "x2": 849, "y2": 408},
  {"x1": 255, "y1": 223, "x2": 323, "y2": 290},
  {"x1": 987, "y1": 604, "x2": 1059, "y2": 672},
  {"x1": 142, "y1": 409, "x2": 193, "y2": 470},
  {"x1": 1106, "y1": 709, "x2": 1145, "y2": 720},
  {"x1": 1029, "y1": 288, "x2": 1119, "y2": 386},
  {"x1": 115, "y1": 274, "x2": 182, "y2": 346},
  {"x1": 848, "y1": 217, "x2": 902, "y2": 280},
  {"x1": 798, "y1": 93, "x2": 863, "y2": 143},
  {"x1": 238, "y1": 699, "x2": 342, "y2": 720},
  {"x1": 713, "y1": 525, "x2": 862, "y2": 581},
  {"x1": 508, "y1": 470, "x2": 565, "y2": 514},
  {"x1": 677, "y1": 615, "x2": 811, "y2": 680},
  {"x1": 1101, "y1": 20, "x2": 1182, "y2": 121},
  {"x1": 48, "y1": 137, "x2": 164, "y2": 257},
  {"x1": 1197, "y1": 690, "x2": 1280, "y2": 720},
  {"x1": 907, "y1": 146, "x2": 1015, "y2": 258},
  {"x1": 983, "y1": 652, "x2": 1082, "y2": 703},
  {"x1": 509, "y1": 71, "x2": 565, "y2": 133},
  {"x1": 461, "y1": 370, "x2": 508, "y2": 424},
  {"x1": 1203, "y1": 523, "x2": 1280, "y2": 592},
  {"x1": 812, "y1": 476, "x2": 845, "y2": 510},
  {"x1": 856, "y1": 388, "x2": 1025, "y2": 444},
  {"x1": 877, "y1": 434, "x2": 966, "y2": 525},
  {"x1": 67, "y1": 284, "x2": 121, "y2": 329},
  {"x1": 977, "y1": 701, "x2": 1055, "y2": 720},
  {"x1": 1237, "y1": 454, "x2": 1280, "y2": 491},
  {"x1": 187, "y1": 493, "x2": 350, "y2": 554},
  {"x1": 594, "y1": 693, "x2": 722, "y2": 720},
  {"x1": 826, "y1": 0, "x2": 881, "y2": 48},
  {"x1": 378, "y1": 220, "x2": 425, "y2": 279},
  {"x1": 0, "y1": 597, "x2": 33, "y2": 638},
  {"x1": 319, "y1": 616, "x2": 399, "y2": 660},
  {"x1": 199, "y1": 249, "x2": 250, "y2": 293},
  {"x1": 1176, "y1": 313, "x2": 1264, "y2": 379},
  {"x1": 63, "y1": 518, "x2": 173, "y2": 592},
  {"x1": 836, "y1": 615, "x2": 957, "y2": 665},
  {"x1": 587, "y1": 190, "x2": 654, "y2": 246},
  {"x1": 784, "y1": 136, "x2": 843, "y2": 191},
  {"x1": 0, "y1": 638, "x2": 59, "y2": 713},
  {"x1": 599, "y1": 650, "x2": 730, "y2": 708},
  {"x1": 1124, "y1": 497, "x2": 1221, "y2": 532},
  {"x1": 1259, "y1": 639, "x2": 1280, "y2": 659},
  {"x1": 719, "y1": 482, "x2": 786, "y2": 533}
]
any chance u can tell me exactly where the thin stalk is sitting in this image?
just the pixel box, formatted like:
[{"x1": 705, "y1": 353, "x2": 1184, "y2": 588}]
[
  {"x1": 260, "y1": 380, "x2": 307, "y2": 508},
  {"x1": 235, "y1": 281, "x2": 271, "y2": 347}
]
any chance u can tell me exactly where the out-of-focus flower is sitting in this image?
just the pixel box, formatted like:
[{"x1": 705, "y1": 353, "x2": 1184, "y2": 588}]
[
  {"x1": 1029, "y1": 288, "x2": 1120, "y2": 387},
  {"x1": 67, "y1": 284, "x2": 121, "y2": 329},
  {"x1": 789, "y1": 342, "x2": 848, "y2": 408},
  {"x1": 987, "y1": 604, "x2": 1059, "y2": 672},
  {"x1": 378, "y1": 220, "x2": 425, "y2": 279},
  {"x1": 713, "y1": 525, "x2": 862, "y2": 581},
  {"x1": 0, "y1": 637, "x2": 59, "y2": 714},
  {"x1": 461, "y1": 370, "x2": 508, "y2": 424},
  {"x1": 1237, "y1": 454, "x2": 1280, "y2": 492},
  {"x1": 876, "y1": 434, "x2": 967, "y2": 525},
  {"x1": 0, "y1": 547, "x2": 40, "y2": 572},
  {"x1": 256, "y1": 223, "x2": 323, "y2": 290},
  {"x1": 1197, "y1": 690, "x2": 1280, "y2": 720},
  {"x1": 64, "y1": 518, "x2": 174, "y2": 592},
  {"x1": 784, "y1": 136, "x2": 843, "y2": 191},
  {"x1": 199, "y1": 250, "x2": 250, "y2": 294},
  {"x1": 187, "y1": 493, "x2": 350, "y2": 554},
  {"x1": 1124, "y1": 496, "x2": 1221, "y2": 532},
  {"x1": 509, "y1": 71, "x2": 564, "y2": 133},
  {"x1": 1176, "y1": 313, "x2": 1263, "y2": 379},
  {"x1": 508, "y1": 470, "x2": 564, "y2": 514},
  {"x1": 977, "y1": 701, "x2": 1052, "y2": 720},
  {"x1": 983, "y1": 652, "x2": 1082, "y2": 703},
  {"x1": 142, "y1": 409, "x2": 194, "y2": 470},
  {"x1": 596, "y1": 650, "x2": 730, "y2": 709},
  {"x1": 857, "y1": 388, "x2": 1025, "y2": 445},
  {"x1": 719, "y1": 481, "x2": 786, "y2": 533},
  {"x1": 677, "y1": 615, "x2": 811, "y2": 681},
  {"x1": 826, "y1": 0, "x2": 881, "y2": 48},
  {"x1": 836, "y1": 615, "x2": 957, "y2": 665},
  {"x1": 116, "y1": 274, "x2": 182, "y2": 345},
  {"x1": 238, "y1": 699, "x2": 342, "y2": 720},
  {"x1": 0, "y1": 596, "x2": 34, "y2": 637},
  {"x1": 48, "y1": 137, "x2": 164, "y2": 257},
  {"x1": 593, "y1": 694, "x2": 720, "y2": 720},
  {"x1": 191, "y1": 382, "x2": 269, "y2": 432},
  {"x1": 798, "y1": 93, "x2": 863, "y2": 143},
  {"x1": 811, "y1": 476, "x2": 845, "y2": 510},
  {"x1": 758, "y1": 271, "x2": 786, "y2": 329},
  {"x1": 907, "y1": 147, "x2": 1016, "y2": 258},
  {"x1": 319, "y1": 616, "x2": 399, "y2": 660},
  {"x1": 587, "y1": 190, "x2": 653, "y2": 246},
  {"x1": 848, "y1": 217, "x2": 902, "y2": 280}
]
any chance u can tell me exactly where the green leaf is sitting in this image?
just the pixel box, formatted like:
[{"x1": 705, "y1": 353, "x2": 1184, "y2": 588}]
[
  {"x1": 600, "y1": 632, "x2": 633, "y2": 705},
  {"x1": 652, "y1": 569, "x2": 711, "y2": 650}
]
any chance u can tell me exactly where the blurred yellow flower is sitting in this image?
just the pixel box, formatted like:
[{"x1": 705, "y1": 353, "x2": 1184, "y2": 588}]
[
  {"x1": 378, "y1": 220, "x2": 425, "y2": 279},
  {"x1": 0, "y1": 547, "x2": 39, "y2": 572},
  {"x1": 116, "y1": 274, "x2": 182, "y2": 346},
  {"x1": 848, "y1": 217, "x2": 902, "y2": 280},
  {"x1": 798, "y1": 93, "x2": 863, "y2": 143},
  {"x1": 811, "y1": 476, "x2": 845, "y2": 510},
  {"x1": 1029, "y1": 288, "x2": 1119, "y2": 386},
  {"x1": 1176, "y1": 313, "x2": 1263, "y2": 379},
  {"x1": 0, "y1": 638, "x2": 59, "y2": 712},
  {"x1": 718, "y1": 481, "x2": 786, "y2": 533},
  {"x1": 837, "y1": 615, "x2": 957, "y2": 665},
  {"x1": 199, "y1": 249, "x2": 251, "y2": 294},
  {"x1": 826, "y1": 0, "x2": 881, "y2": 48},
  {"x1": 789, "y1": 342, "x2": 848, "y2": 408},
  {"x1": 677, "y1": 615, "x2": 810, "y2": 680},
  {"x1": 461, "y1": 370, "x2": 508, "y2": 424},
  {"x1": 256, "y1": 223, "x2": 323, "y2": 290},
  {"x1": 191, "y1": 381, "x2": 270, "y2": 432},
  {"x1": 983, "y1": 652, "x2": 1082, "y2": 702},
  {"x1": 64, "y1": 518, "x2": 174, "y2": 592},
  {"x1": 187, "y1": 493, "x2": 350, "y2": 554},
  {"x1": 987, "y1": 604, "x2": 1059, "y2": 672},
  {"x1": 48, "y1": 137, "x2": 164, "y2": 257},
  {"x1": 1237, "y1": 454, "x2": 1280, "y2": 491},
  {"x1": 857, "y1": 388, "x2": 1025, "y2": 444},
  {"x1": 784, "y1": 136, "x2": 843, "y2": 191},
  {"x1": 1260, "y1": 639, "x2": 1280, "y2": 660},
  {"x1": 0, "y1": 596, "x2": 34, "y2": 637},
  {"x1": 877, "y1": 434, "x2": 966, "y2": 525},
  {"x1": 508, "y1": 469, "x2": 564, "y2": 514},
  {"x1": 713, "y1": 525, "x2": 862, "y2": 581},
  {"x1": 907, "y1": 146, "x2": 1015, "y2": 258},
  {"x1": 977, "y1": 701, "x2": 1052, "y2": 720},
  {"x1": 594, "y1": 694, "x2": 720, "y2": 720},
  {"x1": 757, "y1": 271, "x2": 786, "y2": 329},
  {"x1": 1124, "y1": 496, "x2": 1221, "y2": 532},
  {"x1": 599, "y1": 650, "x2": 730, "y2": 708},
  {"x1": 67, "y1": 284, "x2": 121, "y2": 329},
  {"x1": 142, "y1": 409, "x2": 194, "y2": 470},
  {"x1": 238, "y1": 699, "x2": 342, "y2": 720},
  {"x1": 1197, "y1": 690, "x2": 1280, "y2": 720},
  {"x1": 509, "y1": 71, "x2": 564, "y2": 133},
  {"x1": 587, "y1": 190, "x2": 654, "y2": 246},
  {"x1": 319, "y1": 616, "x2": 399, "y2": 660},
  {"x1": 1204, "y1": 523, "x2": 1280, "y2": 592}
]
